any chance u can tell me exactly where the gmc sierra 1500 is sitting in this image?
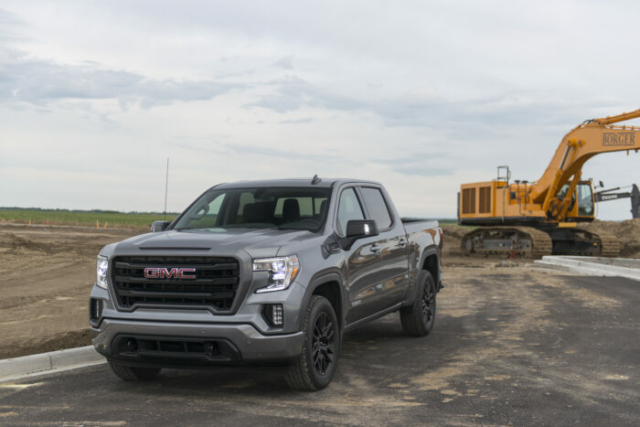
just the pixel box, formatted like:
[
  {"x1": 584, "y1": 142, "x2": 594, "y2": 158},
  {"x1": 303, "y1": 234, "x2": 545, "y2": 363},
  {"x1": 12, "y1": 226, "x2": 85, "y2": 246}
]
[{"x1": 90, "y1": 178, "x2": 443, "y2": 390}]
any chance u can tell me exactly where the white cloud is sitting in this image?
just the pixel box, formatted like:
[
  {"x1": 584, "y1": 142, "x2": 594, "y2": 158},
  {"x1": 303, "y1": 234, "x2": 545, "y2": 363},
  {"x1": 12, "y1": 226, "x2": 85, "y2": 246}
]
[{"x1": 0, "y1": 1, "x2": 639, "y2": 220}]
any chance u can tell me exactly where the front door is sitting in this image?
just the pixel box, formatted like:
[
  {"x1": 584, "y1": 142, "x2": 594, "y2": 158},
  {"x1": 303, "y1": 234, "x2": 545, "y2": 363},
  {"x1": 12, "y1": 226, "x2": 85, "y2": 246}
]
[
  {"x1": 336, "y1": 187, "x2": 385, "y2": 325},
  {"x1": 358, "y1": 186, "x2": 410, "y2": 314}
]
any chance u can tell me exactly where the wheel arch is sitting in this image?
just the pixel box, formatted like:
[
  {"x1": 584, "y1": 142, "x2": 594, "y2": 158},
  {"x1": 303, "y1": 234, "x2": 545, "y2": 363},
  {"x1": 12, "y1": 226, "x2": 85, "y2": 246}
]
[
  {"x1": 403, "y1": 245, "x2": 440, "y2": 307},
  {"x1": 421, "y1": 246, "x2": 440, "y2": 286},
  {"x1": 299, "y1": 270, "x2": 346, "y2": 332}
]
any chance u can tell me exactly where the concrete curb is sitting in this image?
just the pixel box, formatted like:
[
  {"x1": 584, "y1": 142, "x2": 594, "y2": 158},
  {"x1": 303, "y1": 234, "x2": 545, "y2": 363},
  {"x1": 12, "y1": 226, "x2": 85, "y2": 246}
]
[
  {"x1": 0, "y1": 346, "x2": 105, "y2": 383},
  {"x1": 534, "y1": 256, "x2": 640, "y2": 282}
]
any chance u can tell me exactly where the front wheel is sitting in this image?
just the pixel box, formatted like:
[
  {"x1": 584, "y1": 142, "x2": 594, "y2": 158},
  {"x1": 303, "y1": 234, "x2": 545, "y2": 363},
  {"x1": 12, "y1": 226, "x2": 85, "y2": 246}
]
[
  {"x1": 400, "y1": 270, "x2": 436, "y2": 336},
  {"x1": 286, "y1": 295, "x2": 340, "y2": 391},
  {"x1": 108, "y1": 362, "x2": 161, "y2": 381}
]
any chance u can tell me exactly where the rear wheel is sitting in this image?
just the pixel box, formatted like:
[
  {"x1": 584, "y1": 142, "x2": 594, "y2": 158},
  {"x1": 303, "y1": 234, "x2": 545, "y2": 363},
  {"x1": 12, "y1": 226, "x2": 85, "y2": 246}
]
[
  {"x1": 286, "y1": 295, "x2": 340, "y2": 391},
  {"x1": 400, "y1": 270, "x2": 436, "y2": 337},
  {"x1": 108, "y1": 362, "x2": 161, "y2": 381}
]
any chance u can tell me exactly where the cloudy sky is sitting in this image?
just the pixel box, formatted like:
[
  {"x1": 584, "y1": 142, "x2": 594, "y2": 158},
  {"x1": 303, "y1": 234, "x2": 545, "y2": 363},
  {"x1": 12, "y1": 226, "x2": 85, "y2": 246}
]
[{"x1": 1, "y1": 1, "x2": 639, "y2": 220}]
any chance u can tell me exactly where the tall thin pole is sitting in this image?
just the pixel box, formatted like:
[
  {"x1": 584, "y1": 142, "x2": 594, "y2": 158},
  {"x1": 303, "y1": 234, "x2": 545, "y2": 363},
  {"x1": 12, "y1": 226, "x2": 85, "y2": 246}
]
[{"x1": 163, "y1": 157, "x2": 170, "y2": 220}]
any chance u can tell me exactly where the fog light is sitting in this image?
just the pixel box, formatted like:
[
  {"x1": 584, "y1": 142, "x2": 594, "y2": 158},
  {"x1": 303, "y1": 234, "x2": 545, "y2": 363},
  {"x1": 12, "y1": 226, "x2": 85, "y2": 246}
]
[
  {"x1": 264, "y1": 304, "x2": 284, "y2": 327},
  {"x1": 204, "y1": 342, "x2": 214, "y2": 355},
  {"x1": 127, "y1": 339, "x2": 138, "y2": 352}
]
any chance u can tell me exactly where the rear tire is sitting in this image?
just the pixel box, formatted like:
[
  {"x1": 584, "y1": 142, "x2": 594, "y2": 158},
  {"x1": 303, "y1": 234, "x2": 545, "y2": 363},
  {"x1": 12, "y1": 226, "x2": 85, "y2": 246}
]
[
  {"x1": 400, "y1": 270, "x2": 436, "y2": 337},
  {"x1": 286, "y1": 295, "x2": 340, "y2": 391},
  {"x1": 108, "y1": 362, "x2": 161, "y2": 381}
]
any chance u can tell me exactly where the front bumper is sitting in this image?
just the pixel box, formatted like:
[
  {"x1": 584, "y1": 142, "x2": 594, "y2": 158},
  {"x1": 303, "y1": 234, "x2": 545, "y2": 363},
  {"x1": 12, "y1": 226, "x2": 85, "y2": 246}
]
[{"x1": 92, "y1": 319, "x2": 303, "y2": 368}]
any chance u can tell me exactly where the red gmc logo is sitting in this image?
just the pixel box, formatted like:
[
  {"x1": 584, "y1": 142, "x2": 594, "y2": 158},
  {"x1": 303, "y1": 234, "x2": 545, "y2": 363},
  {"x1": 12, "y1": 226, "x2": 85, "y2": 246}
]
[{"x1": 144, "y1": 267, "x2": 196, "y2": 279}]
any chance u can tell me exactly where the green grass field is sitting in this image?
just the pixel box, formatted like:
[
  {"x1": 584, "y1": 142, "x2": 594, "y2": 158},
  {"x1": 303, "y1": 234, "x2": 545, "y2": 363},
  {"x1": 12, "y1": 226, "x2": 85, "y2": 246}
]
[
  {"x1": 0, "y1": 208, "x2": 179, "y2": 229},
  {"x1": 0, "y1": 208, "x2": 460, "y2": 230}
]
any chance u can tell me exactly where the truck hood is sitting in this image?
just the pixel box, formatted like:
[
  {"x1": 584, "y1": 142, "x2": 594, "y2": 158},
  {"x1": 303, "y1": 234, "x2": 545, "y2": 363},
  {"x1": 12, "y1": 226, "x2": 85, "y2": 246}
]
[{"x1": 111, "y1": 228, "x2": 315, "y2": 258}]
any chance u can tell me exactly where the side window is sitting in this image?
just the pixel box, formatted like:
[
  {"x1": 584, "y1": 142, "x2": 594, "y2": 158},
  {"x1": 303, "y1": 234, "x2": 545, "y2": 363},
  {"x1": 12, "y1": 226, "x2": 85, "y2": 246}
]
[
  {"x1": 360, "y1": 187, "x2": 393, "y2": 229},
  {"x1": 337, "y1": 188, "x2": 365, "y2": 235}
]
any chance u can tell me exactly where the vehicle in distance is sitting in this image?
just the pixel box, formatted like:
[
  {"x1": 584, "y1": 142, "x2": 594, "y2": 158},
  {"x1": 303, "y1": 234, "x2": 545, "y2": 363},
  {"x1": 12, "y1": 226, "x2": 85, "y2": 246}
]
[{"x1": 90, "y1": 177, "x2": 443, "y2": 390}]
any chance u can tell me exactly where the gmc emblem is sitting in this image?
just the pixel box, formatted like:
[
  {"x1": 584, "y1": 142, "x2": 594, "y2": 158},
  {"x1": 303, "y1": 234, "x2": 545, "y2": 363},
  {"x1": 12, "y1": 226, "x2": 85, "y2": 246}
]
[{"x1": 144, "y1": 267, "x2": 196, "y2": 279}]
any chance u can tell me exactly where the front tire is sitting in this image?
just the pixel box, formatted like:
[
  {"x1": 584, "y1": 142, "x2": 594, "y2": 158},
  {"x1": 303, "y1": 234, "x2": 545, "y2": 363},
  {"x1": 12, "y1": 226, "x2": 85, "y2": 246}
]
[
  {"x1": 400, "y1": 270, "x2": 436, "y2": 337},
  {"x1": 108, "y1": 362, "x2": 161, "y2": 381},
  {"x1": 286, "y1": 295, "x2": 340, "y2": 391}
]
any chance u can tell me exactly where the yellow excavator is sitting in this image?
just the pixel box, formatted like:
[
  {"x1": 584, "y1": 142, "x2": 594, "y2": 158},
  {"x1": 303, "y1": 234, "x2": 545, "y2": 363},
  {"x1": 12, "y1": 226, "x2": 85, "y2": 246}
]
[{"x1": 458, "y1": 108, "x2": 640, "y2": 257}]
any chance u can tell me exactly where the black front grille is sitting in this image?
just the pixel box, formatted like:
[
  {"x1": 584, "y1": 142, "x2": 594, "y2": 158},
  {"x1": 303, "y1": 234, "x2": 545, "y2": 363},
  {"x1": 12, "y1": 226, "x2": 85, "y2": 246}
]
[{"x1": 111, "y1": 256, "x2": 240, "y2": 312}]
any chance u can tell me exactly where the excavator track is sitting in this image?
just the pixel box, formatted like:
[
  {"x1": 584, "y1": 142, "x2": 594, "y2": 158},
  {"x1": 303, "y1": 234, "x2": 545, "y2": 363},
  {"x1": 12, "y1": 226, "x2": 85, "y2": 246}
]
[
  {"x1": 598, "y1": 231, "x2": 621, "y2": 257},
  {"x1": 572, "y1": 226, "x2": 620, "y2": 257},
  {"x1": 461, "y1": 226, "x2": 553, "y2": 258},
  {"x1": 462, "y1": 225, "x2": 621, "y2": 258},
  {"x1": 525, "y1": 227, "x2": 555, "y2": 258}
]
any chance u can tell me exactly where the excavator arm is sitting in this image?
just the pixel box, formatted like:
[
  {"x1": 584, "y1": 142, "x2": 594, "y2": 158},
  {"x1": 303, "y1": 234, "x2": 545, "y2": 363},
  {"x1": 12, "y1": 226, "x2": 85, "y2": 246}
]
[
  {"x1": 597, "y1": 184, "x2": 640, "y2": 219},
  {"x1": 529, "y1": 108, "x2": 640, "y2": 221}
]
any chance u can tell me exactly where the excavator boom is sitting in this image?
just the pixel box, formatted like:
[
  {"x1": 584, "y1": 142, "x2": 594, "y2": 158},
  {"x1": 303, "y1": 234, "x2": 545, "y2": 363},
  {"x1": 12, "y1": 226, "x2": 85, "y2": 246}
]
[
  {"x1": 530, "y1": 109, "x2": 640, "y2": 217},
  {"x1": 591, "y1": 110, "x2": 640, "y2": 126}
]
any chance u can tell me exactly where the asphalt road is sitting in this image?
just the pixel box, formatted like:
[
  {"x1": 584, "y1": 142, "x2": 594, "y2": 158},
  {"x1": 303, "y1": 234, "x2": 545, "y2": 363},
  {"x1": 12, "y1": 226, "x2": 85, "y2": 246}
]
[{"x1": 0, "y1": 268, "x2": 638, "y2": 426}]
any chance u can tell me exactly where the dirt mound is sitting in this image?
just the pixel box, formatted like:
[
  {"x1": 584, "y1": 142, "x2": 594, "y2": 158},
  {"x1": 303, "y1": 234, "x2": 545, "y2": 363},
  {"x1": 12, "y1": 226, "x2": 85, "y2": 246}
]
[
  {"x1": 0, "y1": 230, "x2": 110, "y2": 256},
  {"x1": 0, "y1": 233, "x2": 55, "y2": 254},
  {"x1": 441, "y1": 225, "x2": 472, "y2": 257},
  {"x1": 581, "y1": 219, "x2": 640, "y2": 258}
]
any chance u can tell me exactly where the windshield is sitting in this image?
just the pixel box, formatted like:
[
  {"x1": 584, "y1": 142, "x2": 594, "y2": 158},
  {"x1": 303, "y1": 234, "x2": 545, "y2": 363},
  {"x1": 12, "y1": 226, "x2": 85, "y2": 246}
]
[{"x1": 173, "y1": 187, "x2": 331, "y2": 232}]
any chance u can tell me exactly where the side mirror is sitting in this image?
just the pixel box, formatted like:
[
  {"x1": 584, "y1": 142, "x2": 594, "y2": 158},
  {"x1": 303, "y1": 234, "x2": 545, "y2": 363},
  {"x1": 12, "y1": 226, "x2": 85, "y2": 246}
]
[
  {"x1": 151, "y1": 221, "x2": 171, "y2": 232},
  {"x1": 346, "y1": 219, "x2": 379, "y2": 239}
]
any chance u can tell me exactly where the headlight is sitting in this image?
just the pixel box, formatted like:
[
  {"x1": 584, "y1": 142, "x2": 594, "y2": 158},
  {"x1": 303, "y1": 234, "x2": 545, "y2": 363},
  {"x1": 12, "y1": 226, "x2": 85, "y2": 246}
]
[
  {"x1": 253, "y1": 255, "x2": 300, "y2": 293},
  {"x1": 96, "y1": 256, "x2": 109, "y2": 289}
]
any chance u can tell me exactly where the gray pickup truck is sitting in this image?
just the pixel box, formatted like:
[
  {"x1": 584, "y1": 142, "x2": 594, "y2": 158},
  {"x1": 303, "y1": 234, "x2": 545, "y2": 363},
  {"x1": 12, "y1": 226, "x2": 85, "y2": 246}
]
[{"x1": 90, "y1": 178, "x2": 443, "y2": 390}]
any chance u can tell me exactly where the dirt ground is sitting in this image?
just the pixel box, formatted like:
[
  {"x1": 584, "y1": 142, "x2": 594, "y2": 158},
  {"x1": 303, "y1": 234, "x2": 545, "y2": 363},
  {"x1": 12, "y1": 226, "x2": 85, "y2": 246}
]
[
  {"x1": 0, "y1": 219, "x2": 638, "y2": 359},
  {"x1": 0, "y1": 224, "x2": 141, "y2": 359}
]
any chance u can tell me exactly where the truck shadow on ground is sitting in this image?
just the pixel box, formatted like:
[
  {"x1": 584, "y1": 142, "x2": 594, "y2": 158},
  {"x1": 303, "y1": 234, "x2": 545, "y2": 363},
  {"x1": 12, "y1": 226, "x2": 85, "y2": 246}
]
[{"x1": 101, "y1": 312, "x2": 472, "y2": 398}]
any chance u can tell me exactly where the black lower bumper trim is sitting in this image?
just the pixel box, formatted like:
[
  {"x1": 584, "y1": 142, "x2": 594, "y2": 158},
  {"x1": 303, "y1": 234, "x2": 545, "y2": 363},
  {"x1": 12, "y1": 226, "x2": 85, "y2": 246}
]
[{"x1": 106, "y1": 334, "x2": 243, "y2": 367}]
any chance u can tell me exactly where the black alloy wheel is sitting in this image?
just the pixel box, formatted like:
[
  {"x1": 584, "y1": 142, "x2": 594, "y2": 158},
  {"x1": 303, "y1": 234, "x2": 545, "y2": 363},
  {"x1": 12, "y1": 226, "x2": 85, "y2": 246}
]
[
  {"x1": 312, "y1": 311, "x2": 336, "y2": 376},
  {"x1": 422, "y1": 278, "x2": 436, "y2": 326},
  {"x1": 400, "y1": 270, "x2": 437, "y2": 337},
  {"x1": 286, "y1": 295, "x2": 340, "y2": 391}
]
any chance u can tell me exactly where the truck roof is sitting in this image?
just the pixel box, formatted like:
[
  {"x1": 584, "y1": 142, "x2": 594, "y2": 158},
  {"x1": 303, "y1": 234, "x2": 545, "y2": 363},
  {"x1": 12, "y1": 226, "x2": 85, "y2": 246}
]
[{"x1": 214, "y1": 178, "x2": 382, "y2": 190}]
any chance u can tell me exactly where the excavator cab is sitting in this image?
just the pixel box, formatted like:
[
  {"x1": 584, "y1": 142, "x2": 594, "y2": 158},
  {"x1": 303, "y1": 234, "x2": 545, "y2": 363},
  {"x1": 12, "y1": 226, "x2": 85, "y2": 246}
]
[{"x1": 559, "y1": 181, "x2": 595, "y2": 221}]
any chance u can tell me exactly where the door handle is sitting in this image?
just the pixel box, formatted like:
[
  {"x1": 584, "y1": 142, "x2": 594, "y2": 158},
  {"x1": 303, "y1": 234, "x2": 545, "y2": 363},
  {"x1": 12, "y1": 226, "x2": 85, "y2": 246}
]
[
  {"x1": 397, "y1": 238, "x2": 407, "y2": 248},
  {"x1": 371, "y1": 244, "x2": 381, "y2": 254}
]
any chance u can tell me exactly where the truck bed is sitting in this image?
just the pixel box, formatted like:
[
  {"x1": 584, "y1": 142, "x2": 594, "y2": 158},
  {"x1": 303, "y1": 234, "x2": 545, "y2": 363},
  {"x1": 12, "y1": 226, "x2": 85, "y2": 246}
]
[{"x1": 401, "y1": 218, "x2": 439, "y2": 235}]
